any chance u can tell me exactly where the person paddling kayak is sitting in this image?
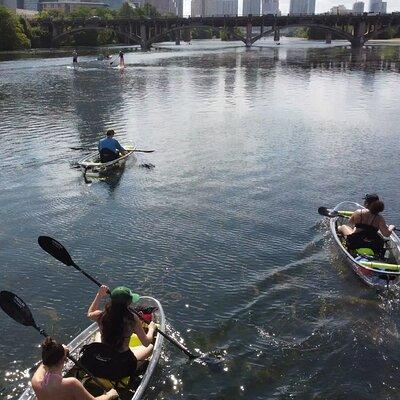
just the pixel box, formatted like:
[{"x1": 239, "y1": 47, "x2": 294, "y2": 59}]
[
  {"x1": 87, "y1": 285, "x2": 156, "y2": 376},
  {"x1": 31, "y1": 337, "x2": 118, "y2": 400},
  {"x1": 338, "y1": 193, "x2": 395, "y2": 256},
  {"x1": 98, "y1": 129, "x2": 126, "y2": 163}
]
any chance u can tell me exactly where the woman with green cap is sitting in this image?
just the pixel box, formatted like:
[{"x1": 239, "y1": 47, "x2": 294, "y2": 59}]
[{"x1": 87, "y1": 285, "x2": 156, "y2": 372}]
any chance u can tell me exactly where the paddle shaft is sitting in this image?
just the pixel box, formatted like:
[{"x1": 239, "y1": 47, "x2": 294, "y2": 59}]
[
  {"x1": 318, "y1": 207, "x2": 398, "y2": 231},
  {"x1": 128, "y1": 307, "x2": 197, "y2": 359},
  {"x1": 71, "y1": 147, "x2": 154, "y2": 153}
]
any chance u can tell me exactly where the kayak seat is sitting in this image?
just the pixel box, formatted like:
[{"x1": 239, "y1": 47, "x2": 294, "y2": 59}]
[
  {"x1": 79, "y1": 342, "x2": 137, "y2": 383},
  {"x1": 99, "y1": 148, "x2": 119, "y2": 163}
]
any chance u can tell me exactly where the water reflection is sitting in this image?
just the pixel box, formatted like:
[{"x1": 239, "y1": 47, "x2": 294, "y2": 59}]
[{"x1": 2, "y1": 42, "x2": 400, "y2": 400}]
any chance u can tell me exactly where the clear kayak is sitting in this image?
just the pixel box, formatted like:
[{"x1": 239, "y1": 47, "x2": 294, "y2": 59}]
[
  {"x1": 18, "y1": 296, "x2": 165, "y2": 400},
  {"x1": 78, "y1": 145, "x2": 135, "y2": 177},
  {"x1": 328, "y1": 201, "x2": 400, "y2": 288}
]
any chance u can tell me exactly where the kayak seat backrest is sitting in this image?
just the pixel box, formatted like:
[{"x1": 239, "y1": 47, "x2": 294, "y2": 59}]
[
  {"x1": 356, "y1": 248, "x2": 375, "y2": 257},
  {"x1": 99, "y1": 148, "x2": 118, "y2": 163},
  {"x1": 79, "y1": 342, "x2": 136, "y2": 381}
]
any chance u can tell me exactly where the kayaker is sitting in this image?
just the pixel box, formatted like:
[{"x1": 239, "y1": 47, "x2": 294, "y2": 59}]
[
  {"x1": 87, "y1": 285, "x2": 156, "y2": 375},
  {"x1": 98, "y1": 129, "x2": 126, "y2": 163},
  {"x1": 31, "y1": 337, "x2": 118, "y2": 400},
  {"x1": 338, "y1": 194, "x2": 395, "y2": 256}
]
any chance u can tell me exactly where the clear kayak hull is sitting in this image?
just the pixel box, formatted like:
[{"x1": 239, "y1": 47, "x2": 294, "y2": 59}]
[
  {"x1": 18, "y1": 296, "x2": 165, "y2": 400},
  {"x1": 329, "y1": 201, "x2": 400, "y2": 288}
]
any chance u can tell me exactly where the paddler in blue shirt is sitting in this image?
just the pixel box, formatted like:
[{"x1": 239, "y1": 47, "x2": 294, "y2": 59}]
[{"x1": 98, "y1": 129, "x2": 126, "y2": 163}]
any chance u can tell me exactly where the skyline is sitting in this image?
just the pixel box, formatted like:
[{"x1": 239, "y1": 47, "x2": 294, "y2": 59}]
[{"x1": 183, "y1": 0, "x2": 399, "y2": 15}]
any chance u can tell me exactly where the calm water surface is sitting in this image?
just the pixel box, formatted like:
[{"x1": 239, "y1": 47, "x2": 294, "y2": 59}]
[{"x1": 1, "y1": 39, "x2": 400, "y2": 399}]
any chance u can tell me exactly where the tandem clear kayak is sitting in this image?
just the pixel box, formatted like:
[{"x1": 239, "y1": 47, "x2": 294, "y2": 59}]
[
  {"x1": 18, "y1": 296, "x2": 165, "y2": 400},
  {"x1": 325, "y1": 201, "x2": 400, "y2": 289}
]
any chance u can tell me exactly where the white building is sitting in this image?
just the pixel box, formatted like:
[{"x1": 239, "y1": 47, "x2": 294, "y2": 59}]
[
  {"x1": 217, "y1": 0, "x2": 237, "y2": 15},
  {"x1": 262, "y1": 0, "x2": 279, "y2": 14},
  {"x1": 330, "y1": 4, "x2": 351, "y2": 13},
  {"x1": 243, "y1": 0, "x2": 259, "y2": 15}
]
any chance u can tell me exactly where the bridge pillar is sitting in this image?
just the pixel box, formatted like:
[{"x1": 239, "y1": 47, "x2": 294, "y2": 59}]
[
  {"x1": 274, "y1": 28, "x2": 280, "y2": 42},
  {"x1": 245, "y1": 21, "x2": 252, "y2": 47},
  {"x1": 351, "y1": 21, "x2": 367, "y2": 48},
  {"x1": 175, "y1": 28, "x2": 181, "y2": 45},
  {"x1": 325, "y1": 31, "x2": 332, "y2": 44},
  {"x1": 140, "y1": 24, "x2": 151, "y2": 51}
]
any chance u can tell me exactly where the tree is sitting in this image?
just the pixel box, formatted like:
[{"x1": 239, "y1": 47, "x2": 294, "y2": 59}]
[{"x1": 0, "y1": 6, "x2": 30, "y2": 50}]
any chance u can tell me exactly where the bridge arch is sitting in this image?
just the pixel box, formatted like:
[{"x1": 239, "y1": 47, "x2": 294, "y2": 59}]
[
  {"x1": 147, "y1": 24, "x2": 246, "y2": 46},
  {"x1": 52, "y1": 26, "x2": 142, "y2": 46},
  {"x1": 251, "y1": 23, "x2": 354, "y2": 45}
]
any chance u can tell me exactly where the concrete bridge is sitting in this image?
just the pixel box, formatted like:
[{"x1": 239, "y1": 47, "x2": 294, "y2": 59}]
[{"x1": 33, "y1": 13, "x2": 400, "y2": 50}]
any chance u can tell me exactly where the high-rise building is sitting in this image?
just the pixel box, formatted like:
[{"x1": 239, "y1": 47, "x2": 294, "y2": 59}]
[
  {"x1": 216, "y1": 0, "x2": 237, "y2": 15},
  {"x1": 192, "y1": 0, "x2": 232, "y2": 16},
  {"x1": 191, "y1": 0, "x2": 203, "y2": 15},
  {"x1": 0, "y1": 0, "x2": 17, "y2": 8},
  {"x1": 352, "y1": 1, "x2": 364, "y2": 12},
  {"x1": 369, "y1": 0, "x2": 386, "y2": 12},
  {"x1": 243, "y1": 0, "x2": 259, "y2": 15},
  {"x1": 289, "y1": 0, "x2": 314, "y2": 14},
  {"x1": 262, "y1": 0, "x2": 279, "y2": 14}
]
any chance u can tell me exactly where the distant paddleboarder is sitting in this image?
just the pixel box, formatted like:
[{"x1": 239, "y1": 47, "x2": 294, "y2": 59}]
[
  {"x1": 72, "y1": 50, "x2": 78, "y2": 65},
  {"x1": 119, "y1": 51, "x2": 125, "y2": 68}
]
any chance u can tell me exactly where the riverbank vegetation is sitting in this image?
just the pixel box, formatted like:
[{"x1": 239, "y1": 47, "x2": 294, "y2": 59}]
[{"x1": 0, "y1": 3, "x2": 159, "y2": 50}]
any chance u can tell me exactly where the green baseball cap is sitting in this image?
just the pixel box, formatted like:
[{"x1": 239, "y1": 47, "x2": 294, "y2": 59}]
[{"x1": 110, "y1": 286, "x2": 140, "y2": 304}]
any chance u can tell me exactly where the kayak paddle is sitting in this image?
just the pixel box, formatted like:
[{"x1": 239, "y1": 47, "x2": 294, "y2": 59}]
[
  {"x1": 318, "y1": 207, "x2": 341, "y2": 218},
  {"x1": 109, "y1": 56, "x2": 119, "y2": 66},
  {"x1": 70, "y1": 146, "x2": 154, "y2": 153},
  {"x1": 38, "y1": 236, "x2": 199, "y2": 360},
  {"x1": 0, "y1": 291, "x2": 115, "y2": 393}
]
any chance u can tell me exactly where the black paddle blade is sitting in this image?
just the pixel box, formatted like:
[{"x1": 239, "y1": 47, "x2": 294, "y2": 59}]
[
  {"x1": 0, "y1": 291, "x2": 35, "y2": 327},
  {"x1": 318, "y1": 206, "x2": 329, "y2": 216},
  {"x1": 38, "y1": 236, "x2": 74, "y2": 266}
]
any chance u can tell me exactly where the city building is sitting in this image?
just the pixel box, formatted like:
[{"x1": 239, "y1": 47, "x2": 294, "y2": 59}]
[
  {"x1": 243, "y1": 0, "x2": 260, "y2": 15},
  {"x1": 352, "y1": 1, "x2": 364, "y2": 12},
  {"x1": 39, "y1": 0, "x2": 108, "y2": 12},
  {"x1": 289, "y1": 0, "x2": 315, "y2": 14},
  {"x1": 192, "y1": 0, "x2": 237, "y2": 16},
  {"x1": 261, "y1": 0, "x2": 279, "y2": 14},
  {"x1": 216, "y1": 0, "x2": 237, "y2": 15},
  {"x1": 330, "y1": 4, "x2": 351, "y2": 13},
  {"x1": 0, "y1": 0, "x2": 17, "y2": 8},
  {"x1": 369, "y1": 0, "x2": 386, "y2": 13}
]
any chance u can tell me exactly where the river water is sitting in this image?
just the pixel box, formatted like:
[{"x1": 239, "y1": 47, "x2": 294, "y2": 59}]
[{"x1": 1, "y1": 38, "x2": 400, "y2": 399}]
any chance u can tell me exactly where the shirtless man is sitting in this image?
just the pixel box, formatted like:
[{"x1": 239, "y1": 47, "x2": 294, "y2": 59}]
[{"x1": 31, "y1": 337, "x2": 118, "y2": 400}]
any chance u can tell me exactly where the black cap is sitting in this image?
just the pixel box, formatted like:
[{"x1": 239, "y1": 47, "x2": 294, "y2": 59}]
[{"x1": 363, "y1": 193, "x2": 379, "y2": 203}]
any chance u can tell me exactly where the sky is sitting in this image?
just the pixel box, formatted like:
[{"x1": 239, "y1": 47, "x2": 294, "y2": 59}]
[{"x1": 183, "y1": 0, "x2": 400, "y2": 15}]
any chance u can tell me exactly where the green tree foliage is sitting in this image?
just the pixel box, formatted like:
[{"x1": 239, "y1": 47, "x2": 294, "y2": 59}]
[
  {"x1": 0, "y1": 6, "x2": 30, "y2": 50},
  {"x1": 118, "y1": 2, "x2": 159, "y2": 18}
]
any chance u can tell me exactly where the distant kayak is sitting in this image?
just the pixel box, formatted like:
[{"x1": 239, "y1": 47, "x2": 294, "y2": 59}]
[
  {"x1": 17, "y1": 296, "x2": 165, "y2": 400},
  {"x1": 78, "y1": 145, "x2": 135, "y2": 177},
  {"x1": 322, "y1": 201, "x2": 400, "y2": 288}
]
